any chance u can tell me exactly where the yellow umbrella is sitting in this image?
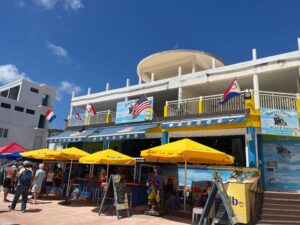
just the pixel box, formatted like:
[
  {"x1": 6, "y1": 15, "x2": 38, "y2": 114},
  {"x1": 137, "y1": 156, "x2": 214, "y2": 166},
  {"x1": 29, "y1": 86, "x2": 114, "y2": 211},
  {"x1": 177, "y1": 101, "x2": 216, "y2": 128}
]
[
  {"x1": 140, "y1": 138, "x2": 235, "y2": 211},
  {"x1": 20, "y1": 148, "x2": 59, "y2": 160},
  {"x1": 79, "y1": 149, "x2": 136, "y2": 165}
]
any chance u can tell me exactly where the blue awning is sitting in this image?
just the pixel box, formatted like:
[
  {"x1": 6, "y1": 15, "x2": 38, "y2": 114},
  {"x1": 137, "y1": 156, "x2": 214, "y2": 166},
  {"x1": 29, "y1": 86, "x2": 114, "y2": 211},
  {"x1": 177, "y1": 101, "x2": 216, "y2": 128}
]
[
  {"x1": 161, "y1": 115, "x2": 245, "y2": 129},
  {"x1": 47, "y1": 123, "x2": 159, "y2": 143}
]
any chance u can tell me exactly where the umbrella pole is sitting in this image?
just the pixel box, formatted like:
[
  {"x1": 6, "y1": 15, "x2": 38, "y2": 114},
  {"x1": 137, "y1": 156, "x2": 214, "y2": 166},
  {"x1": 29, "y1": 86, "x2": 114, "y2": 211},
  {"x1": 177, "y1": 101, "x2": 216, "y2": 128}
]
[
  {"x1": 66, "y1": 160, "x2": 73, "y2": 200},
  {"x1": 107, "y1": 164, "x2": 109, "y2": 176},
  {"x1": 184, "y1": 160, "x2": 187, "y2": 211}
]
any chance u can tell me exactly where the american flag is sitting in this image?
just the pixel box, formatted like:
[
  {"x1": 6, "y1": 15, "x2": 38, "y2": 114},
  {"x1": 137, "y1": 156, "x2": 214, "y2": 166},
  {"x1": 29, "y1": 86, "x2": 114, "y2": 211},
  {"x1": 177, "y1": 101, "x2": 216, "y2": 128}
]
[{"x1": 131, "y1": 95, "x2": 151, "y2": 119}]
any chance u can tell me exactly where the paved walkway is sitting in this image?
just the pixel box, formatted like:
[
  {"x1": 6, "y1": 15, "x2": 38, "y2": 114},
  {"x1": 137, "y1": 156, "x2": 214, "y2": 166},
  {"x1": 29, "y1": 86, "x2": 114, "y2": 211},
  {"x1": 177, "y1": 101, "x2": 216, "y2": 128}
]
[{"x1": 0, "y1": 192, "x2": 191, "y2": 225}]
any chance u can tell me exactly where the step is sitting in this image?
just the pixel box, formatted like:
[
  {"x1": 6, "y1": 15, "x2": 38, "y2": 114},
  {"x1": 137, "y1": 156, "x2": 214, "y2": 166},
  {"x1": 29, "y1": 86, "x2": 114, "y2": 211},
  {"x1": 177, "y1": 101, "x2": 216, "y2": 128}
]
[
  {"x1": 257, "y1": 220, "x2": 300, "y2": 225},
  {"x1": 262, "y1": 208, "x2": 300, "y2": 216},
  {"x1": 264, "y1": 191, "x2": 300, "y2": 200},
  {"x1": 262, "y1": 203, "x2": 300, "y2": 210},
  {"x1": 260, "y1": 214, "x2": 300, "y2": 222},
  {"x1": 263, "y1": 197, "x2": 300, "y2": 205}
]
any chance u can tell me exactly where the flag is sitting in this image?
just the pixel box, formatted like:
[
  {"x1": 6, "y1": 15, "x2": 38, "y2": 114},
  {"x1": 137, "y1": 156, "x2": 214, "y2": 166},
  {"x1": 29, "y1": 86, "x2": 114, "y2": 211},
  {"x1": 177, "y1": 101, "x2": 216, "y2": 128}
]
[
  {"x1": 86, "y1": 104, "x2": 96, "y2": 116},
  {"x1": 218, "y1": 78, "x2": 241, "y2": 104},
  {"x1": 46, "y1": 109, "x2": 56, "y2": 123},
  {"x1": 75, "y1": 111, "x2": 82, "y2": 120},
  {"x1": 131, "y1": 95, "x2": 152, "y2": 119}
]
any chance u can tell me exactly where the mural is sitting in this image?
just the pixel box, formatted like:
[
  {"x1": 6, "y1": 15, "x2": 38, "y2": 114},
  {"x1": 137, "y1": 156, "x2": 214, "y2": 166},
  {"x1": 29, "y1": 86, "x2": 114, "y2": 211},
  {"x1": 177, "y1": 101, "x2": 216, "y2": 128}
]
[
  {"x1": 115, "y1": 97, "x2": 153, "y2": 124},
  {"x1": 260, "y1": 108, "x2": 300, "y2": 137},
  {"x1": 263, "y1": 140, "x2": 300, "y2": 191}
]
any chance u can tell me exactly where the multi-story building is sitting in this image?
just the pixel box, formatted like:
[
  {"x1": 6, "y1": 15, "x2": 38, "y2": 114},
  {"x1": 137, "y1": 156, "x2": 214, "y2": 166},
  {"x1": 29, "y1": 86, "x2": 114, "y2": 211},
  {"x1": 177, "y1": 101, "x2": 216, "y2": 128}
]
[
  {"x1": 0, "y1": 79, "x2": 56, "y2": 149},
  {"x1": 48, "y1": 38, "x2": 300, "y2": 193}
]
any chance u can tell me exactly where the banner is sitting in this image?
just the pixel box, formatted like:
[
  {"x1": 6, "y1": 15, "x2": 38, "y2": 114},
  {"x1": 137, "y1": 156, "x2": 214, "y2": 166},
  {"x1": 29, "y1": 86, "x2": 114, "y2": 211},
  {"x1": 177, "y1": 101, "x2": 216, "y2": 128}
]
[
  {"x1": 260, "y1": 108, "x2": 300, "y2": 137},
  {"x1": 115, "y1": 97, "x2": 153, "y2": 124}
]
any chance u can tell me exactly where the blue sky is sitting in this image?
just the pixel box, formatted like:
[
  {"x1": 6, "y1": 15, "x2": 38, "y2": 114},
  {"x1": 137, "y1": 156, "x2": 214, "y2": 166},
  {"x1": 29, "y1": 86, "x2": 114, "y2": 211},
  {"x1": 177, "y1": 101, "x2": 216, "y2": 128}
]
[{"x1": 0, "y1": 0, "x2": 300, "y2": 129}]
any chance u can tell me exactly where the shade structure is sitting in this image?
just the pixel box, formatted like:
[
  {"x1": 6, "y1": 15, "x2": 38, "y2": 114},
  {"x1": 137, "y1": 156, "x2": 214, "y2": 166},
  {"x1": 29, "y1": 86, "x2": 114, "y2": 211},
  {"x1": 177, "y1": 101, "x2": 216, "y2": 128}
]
[
  {"x1": 0, "y1": 152, "x2": 23, "y2": 160},
  {"x1": 20, "y1": 148, "x2": 58, "y2": 160},
  {"x1": 0, "y1": 142, "x2": 27, "y2": 154},
  {"x1": 141, "y1": 138, "x2": 234, "y2": 164},
  {"x1": 54, "y1": 147, "x2": 89, "y2": 160},
  {"x1": 79, "y1": 149, "x2": 136, "y2": 165},
  {"x1": 140, "y1": 138, "x2": 234, "y2": 211}
]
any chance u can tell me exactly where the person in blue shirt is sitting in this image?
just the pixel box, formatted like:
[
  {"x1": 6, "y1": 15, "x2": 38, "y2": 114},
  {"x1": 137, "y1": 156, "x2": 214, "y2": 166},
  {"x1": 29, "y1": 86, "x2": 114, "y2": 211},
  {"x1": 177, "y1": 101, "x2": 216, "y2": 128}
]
[{"x1": 31, "y1": 164, "x2": 45, "y2": 204}]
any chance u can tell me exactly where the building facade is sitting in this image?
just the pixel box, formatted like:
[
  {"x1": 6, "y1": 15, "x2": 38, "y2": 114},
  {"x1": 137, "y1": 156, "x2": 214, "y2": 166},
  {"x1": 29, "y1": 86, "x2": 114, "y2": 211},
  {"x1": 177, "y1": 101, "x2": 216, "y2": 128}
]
[
  {"x1": 0, "y1": 79, "x2": 56, "y2": 149},
  {"x1": 48, "y1": 38, "x2": 300, "y2": 192}
]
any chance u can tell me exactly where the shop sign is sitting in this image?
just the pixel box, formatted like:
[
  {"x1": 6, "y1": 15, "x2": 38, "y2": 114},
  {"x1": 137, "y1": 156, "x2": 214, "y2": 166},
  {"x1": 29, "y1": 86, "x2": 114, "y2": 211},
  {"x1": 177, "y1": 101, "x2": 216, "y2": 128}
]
[
  {"x1": 260, "y1": 108, "x2": 300, "y2": 137},
  {"x1": 115, "y1": 97, "x2": 153, "y2": 124}
]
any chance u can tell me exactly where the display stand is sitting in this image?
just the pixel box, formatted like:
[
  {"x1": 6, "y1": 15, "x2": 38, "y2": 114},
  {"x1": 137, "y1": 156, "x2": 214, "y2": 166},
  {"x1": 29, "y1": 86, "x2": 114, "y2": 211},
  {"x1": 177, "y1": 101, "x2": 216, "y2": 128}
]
[
  {"x1": 98, "y1": 174, "x2": 131, "y2": 220},
  {"x1": 198, "y1": 174, "x2": 239, "y2": 225}
]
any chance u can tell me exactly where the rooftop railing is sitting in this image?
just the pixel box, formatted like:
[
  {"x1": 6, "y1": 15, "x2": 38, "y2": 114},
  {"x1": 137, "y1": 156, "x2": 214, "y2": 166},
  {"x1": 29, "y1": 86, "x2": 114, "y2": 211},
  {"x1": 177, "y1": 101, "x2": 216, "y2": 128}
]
[{"x1": 258, "y1": 91, "x2": 297, "y2": 110}]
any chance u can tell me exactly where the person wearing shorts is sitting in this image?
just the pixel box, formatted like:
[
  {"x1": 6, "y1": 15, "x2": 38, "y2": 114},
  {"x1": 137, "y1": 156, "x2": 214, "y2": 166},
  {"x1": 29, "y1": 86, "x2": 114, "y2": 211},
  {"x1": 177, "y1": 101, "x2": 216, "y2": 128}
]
[
  {"x1": 31, "y1": 164, "x2": 45, "y2": 204},
  {"x1": 3, "y1": 165, "x2": 16, "y2": 202},
  {"x1": 45, "y1": 168, "x2": 55, "y2": 196}
]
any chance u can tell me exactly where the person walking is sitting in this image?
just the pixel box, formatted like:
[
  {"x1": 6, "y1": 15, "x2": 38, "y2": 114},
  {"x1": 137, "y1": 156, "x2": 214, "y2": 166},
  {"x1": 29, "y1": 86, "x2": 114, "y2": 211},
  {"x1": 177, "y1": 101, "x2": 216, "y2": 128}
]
[
  {"x1": 8, "y1": 161, "x2": 33, "y2": 213},
  {"x1": 3, "y1": 164, "x2": 17, "y2": 202},
  {"x1": 31, "y1": 164, "x2": 45, "y2": 204}
]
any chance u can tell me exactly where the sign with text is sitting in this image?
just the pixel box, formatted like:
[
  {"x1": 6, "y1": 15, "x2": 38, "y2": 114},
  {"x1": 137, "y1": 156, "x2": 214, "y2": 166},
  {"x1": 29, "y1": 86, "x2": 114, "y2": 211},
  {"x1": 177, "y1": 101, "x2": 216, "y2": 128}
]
[
  {"x1": 115, "y1": 97, "x2": 153, "y2": 124},
  {"x1": 260, "y1": 108, "x2": 300, "y2": 137}
]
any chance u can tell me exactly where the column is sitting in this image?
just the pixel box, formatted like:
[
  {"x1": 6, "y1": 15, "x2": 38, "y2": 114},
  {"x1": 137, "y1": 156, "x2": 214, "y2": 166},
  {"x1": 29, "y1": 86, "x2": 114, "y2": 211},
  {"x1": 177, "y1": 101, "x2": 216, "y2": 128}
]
[
  {"x1": 103, "y1": 140, "x2": 110, "y2": 149},
  {"x1": 87, "y1": 87, "x2": 91, "y2": 95},
  {"x1": 151, "y1": 72, "x2": 155, "y2": 82},
  {"x1": 253, "y1": 74, "x2": 260, "y2": 109},
  {"x1": 178, "y1": 66, "x2": 182, "y2": 77},
  {"x1": 192, "y1": 56, "x2": 196, "y2": 73},
  {"x1": 178, "y1": 87, "x2": 182, "y2": 101},
  {"x1": 298, "y1": 37, "x2": 300, "y2": 50},
  {"x1": 126, "y1": 78, "x2": 130, "y2": 87},
  {"x1": 252, "y1": 48, "x2": 257, "y2": 60},
  {"x1": 211, "y1": 58, "x2": 216, "y2": 69},
  {"x1": 246, "y1": 127, "x2": 257, "y2": 167},
  {"x1": 162, "y1": 131, "x2": 169, "y2": 144},
  {"x1": 106, "y1": 83, "x2": 110, "y2": 91},
  {"x1": 138, "y1": 75, "x2": 142, "y2": 84}
]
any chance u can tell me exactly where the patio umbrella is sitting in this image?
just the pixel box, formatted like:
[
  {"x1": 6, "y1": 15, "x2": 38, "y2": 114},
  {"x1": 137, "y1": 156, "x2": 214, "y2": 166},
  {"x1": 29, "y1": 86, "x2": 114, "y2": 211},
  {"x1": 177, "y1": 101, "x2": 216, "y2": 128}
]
[
  {"x1": 20, "y1": 148, "x2": 59, "y2": 160},
  {"x1": 0, "y1": 152, "x2": 23, "y2": 160},
  {"x1": 79, "y1": 149, "x2": 136, "y2": 175},
  {"x1": 140, "y1": 138, "x2": 234, "y2": 211},
  {"x1": 54, "y1": 147, "x2": 90, "y2": 202}
]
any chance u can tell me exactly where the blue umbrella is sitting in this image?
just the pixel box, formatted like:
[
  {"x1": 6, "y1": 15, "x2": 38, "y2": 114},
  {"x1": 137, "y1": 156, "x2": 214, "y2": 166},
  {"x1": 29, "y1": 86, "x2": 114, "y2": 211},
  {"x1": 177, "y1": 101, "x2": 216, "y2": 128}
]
[{"x1": 0, "y1": 152, "x2": 23, "y2": 160}]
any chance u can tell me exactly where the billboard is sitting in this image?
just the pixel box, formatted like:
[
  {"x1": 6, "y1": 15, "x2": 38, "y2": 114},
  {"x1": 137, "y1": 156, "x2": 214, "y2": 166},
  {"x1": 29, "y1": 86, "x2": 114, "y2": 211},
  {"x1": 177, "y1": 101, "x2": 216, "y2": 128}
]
[
  {"x1": 115, "y1": 97, "x2": 153, "y2": 124},
  {"x1": 260, "y1": 108, "x2": 300, "y2": 137}
]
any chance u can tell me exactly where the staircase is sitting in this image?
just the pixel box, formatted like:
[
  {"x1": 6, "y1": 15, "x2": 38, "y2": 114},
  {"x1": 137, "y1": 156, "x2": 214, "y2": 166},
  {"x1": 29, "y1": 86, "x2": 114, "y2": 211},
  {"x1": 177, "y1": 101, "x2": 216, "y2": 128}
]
[{"x1": 256, "y1": 191, "x2": 300, "y2": 225}]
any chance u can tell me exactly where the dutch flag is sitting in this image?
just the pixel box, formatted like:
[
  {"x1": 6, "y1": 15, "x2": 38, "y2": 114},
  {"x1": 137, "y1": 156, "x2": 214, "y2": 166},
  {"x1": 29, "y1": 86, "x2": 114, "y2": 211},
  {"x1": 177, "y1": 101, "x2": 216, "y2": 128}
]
[
  {"x1": 46, "y1": 109, "x2": 56, "y2": 123},
  {"x1": 218, "y1": 78, "x2": 241, "y2": 104}
]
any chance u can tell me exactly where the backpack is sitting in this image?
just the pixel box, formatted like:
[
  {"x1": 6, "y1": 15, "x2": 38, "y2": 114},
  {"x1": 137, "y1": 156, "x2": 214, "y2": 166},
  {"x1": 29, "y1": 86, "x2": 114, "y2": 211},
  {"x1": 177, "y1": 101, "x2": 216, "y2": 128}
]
[{"x1": 19, "y1": 169, "x2": 32, "y2": 186}]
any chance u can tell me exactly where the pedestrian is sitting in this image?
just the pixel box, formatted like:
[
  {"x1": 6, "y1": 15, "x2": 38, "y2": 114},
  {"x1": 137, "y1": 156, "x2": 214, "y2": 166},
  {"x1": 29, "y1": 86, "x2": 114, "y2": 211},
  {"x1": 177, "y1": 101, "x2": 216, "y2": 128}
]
[
  {"x1": 31, "y1": 164, "x2": 45, "y2": 204},
  {"x1": 8, "y1": 161, "x2": 33, "y2": 213},
  {"x1": 54, "y1": 168, "x2": 63, "y2": 199},
  {"x1": 3, "y1": 164, "x2": 17, "y2": 202},
  {"x1": 45, "y1": 167, "x2": 55, "y2": 196}
]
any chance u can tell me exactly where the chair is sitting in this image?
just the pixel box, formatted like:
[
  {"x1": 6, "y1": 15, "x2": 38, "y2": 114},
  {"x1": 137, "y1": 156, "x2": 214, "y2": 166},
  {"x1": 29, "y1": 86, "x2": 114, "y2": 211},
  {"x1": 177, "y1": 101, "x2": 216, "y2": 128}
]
[{"x1": 192, "y1": 207, "x2": 203, "y2": 224}]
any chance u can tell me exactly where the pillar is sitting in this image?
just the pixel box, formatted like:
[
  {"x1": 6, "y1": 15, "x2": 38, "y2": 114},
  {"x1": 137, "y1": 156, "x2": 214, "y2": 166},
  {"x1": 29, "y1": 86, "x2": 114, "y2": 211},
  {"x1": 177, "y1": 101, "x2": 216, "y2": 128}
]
[
  {"x1": 87, "y1": 87, "x2": 91, "y2": 95},
  {"x1": 178, "y1": 66, "x2": 182, "y2": 77},
  {"x1": 103, "y1": 140, "x2": 110, "y2": 149},
  {"x1": 162, "y1": 131, "x2": 169, "y2": 144},
  {"x1": 253, "y1": 74, "x2": 260, "y2": 109},
  {"x1": 192, "y1": 56, "x2": 196, "y2": 73},
  {"x1": 246, "y1": 127, "x2": 257, "y2": 167},
  {"x1": 211, "y1": 58, "x2": 216, "y2": 69},
  {"x1": 164, "y1": 101, "x2": 169, "y2": 117},
  {"x1": 298, "y1": 37, "x2": 300, "y2": 50},
  {"x1": 252, "y1": 48, "x2": 257, "y2": 60},
  {"x1": 106, "y1": 83, "x2": 110, "y2": 91},
  {"x1": 138, "y1": 75, "x2": 142, "y2": 84},
  {"x1": 151, "y1": 72, "x2": 155, "y2": 82},
  {"x1": 126, "y1": 78, "x2": 130, "y2": 87},
  {"x1": 178, "y1": 87, "x2": 182, "y2": 101}
]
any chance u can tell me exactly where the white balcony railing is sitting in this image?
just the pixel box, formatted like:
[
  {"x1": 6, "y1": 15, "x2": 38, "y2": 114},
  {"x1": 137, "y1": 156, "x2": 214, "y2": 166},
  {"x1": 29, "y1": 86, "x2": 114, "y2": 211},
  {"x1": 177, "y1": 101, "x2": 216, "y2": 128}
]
[
  {"x1": 167, "y1": 98, "x2": 200, "y2": 116},
  {"x1": 259, "y1": 91, "x2": 297, "y2": 110},
  {"x1": 68, "y1": 110, "x2": 116, "y2": 127},
  {"x1": 202, "y1": 93, "x2": 245, "y2": 113}
]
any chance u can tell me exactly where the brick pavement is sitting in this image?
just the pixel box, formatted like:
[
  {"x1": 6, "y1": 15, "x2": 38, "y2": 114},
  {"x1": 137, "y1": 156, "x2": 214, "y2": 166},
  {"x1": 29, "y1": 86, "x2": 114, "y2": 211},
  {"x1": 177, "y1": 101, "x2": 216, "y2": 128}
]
[{"x1": 0, "y1": 192, "x2": 191, "y2": 225}]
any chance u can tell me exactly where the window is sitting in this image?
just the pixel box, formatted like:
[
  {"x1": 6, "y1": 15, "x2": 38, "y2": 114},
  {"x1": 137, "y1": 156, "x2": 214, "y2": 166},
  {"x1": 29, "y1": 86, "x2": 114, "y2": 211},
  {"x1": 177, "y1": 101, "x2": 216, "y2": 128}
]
[
  {"x1": 30, "y1": 87, "x2": 39, "y2": 94},
  {"x1": 38, "y1": 115, "x2": 46, "y2": 129},
  {"x1": 1, "y1": 103, "x2": 11, "y2": 109},
  {"x1": 26, "y1": 109, "x2": 35, "y2": 115},
  {"x1": 15, "y1": 106, "x2": 24, "y2": 112},
  {"x1": 42, "y1": 94, "x2": 49, "y2": 106},
  {"x1": 0, "y1": 128, "x2": 8, "y2": 138},
  {"x1": 0, "y1": 90, "x2": 8, "y2": 98},
  {"x1": 8, "y1": 86, "x2": 20, "y2": 100}
]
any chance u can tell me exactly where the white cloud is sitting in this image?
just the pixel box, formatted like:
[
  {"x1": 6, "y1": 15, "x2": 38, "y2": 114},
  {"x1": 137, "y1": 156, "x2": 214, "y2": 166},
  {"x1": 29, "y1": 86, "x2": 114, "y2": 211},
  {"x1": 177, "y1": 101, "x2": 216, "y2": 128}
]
[
  {"x1": 64, "y1": 0, "x2": 83, "y2": 11},
  {"x1": 47, "y1": 43, "x2": 70, "y2": 61},
  {"x1": 0, "y1": 64, "x2": 30, "y2": 85},
  {"x1": 56, "y1": 81, "x2": 82, "y2": 101},
  {"x1": 33, "y1": 0, "x2": 57, "y2": 9}
]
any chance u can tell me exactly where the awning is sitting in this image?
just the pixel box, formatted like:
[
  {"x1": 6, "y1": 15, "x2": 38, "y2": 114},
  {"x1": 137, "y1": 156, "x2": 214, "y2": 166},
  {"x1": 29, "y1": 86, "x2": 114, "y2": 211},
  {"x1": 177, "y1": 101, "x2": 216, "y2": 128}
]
[
  {"x1": 47, "y1": 123, "x2": 159, "y2": 143},
  {"x1": 161, "y1": 115, "x2": 245, "y2": 129}
]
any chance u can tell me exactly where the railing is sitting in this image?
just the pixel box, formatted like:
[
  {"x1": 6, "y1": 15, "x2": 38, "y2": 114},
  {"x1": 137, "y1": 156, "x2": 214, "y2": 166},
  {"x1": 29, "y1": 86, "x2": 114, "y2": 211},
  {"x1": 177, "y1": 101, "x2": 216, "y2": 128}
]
[
  {"x1": 202, "y1": 93, "x2": 245, "y2": 113},
  {"x1": 167, "y1": 98, "x2": 200, "y2": 116},
  {"x1": 259, "y1": 91, "x2": 297, "y2": 110},
  {"x1": 68, "y1": 110, "x2": 116, "y2": 127}
]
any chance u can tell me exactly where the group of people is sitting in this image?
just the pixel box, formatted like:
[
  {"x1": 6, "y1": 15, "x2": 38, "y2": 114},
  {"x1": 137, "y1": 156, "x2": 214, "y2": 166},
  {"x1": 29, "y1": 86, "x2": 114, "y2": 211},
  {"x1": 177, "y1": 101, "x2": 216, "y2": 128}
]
[{"x1": 1, "y1": 161, "x2": 65, "y2": 213}]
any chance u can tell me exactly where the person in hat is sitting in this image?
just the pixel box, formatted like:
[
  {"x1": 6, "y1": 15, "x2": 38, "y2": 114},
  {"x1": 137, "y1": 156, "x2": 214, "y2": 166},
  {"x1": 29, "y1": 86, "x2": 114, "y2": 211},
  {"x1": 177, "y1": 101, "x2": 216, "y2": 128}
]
[{"x1": 9, "y1": 161, "x2": 33, "y2": 213}]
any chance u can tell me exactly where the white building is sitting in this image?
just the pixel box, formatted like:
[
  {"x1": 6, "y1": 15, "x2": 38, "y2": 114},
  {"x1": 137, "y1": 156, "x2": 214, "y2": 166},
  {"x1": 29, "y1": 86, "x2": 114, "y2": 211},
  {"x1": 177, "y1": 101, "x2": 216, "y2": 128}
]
[{"x1": 0, "y1": 79, "x2": 56, "y2": 149}]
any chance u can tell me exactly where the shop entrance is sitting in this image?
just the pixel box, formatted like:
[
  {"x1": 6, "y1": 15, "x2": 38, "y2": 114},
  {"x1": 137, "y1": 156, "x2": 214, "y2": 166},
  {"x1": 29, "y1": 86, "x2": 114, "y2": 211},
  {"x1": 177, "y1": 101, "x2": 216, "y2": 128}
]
[{"x1": 171, "y1": 135, "x2": 246, "y2": 167}]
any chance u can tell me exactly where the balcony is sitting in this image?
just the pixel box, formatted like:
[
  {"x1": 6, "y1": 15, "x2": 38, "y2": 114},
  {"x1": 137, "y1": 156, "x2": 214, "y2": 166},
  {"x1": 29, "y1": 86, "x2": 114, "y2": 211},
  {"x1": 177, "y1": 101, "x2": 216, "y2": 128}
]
[
  {"x1": 165, "y1": 91, "x2": 298, "y2": 117},
  {"x1": 67, "y1": 110, "x2": 116, "y2": 127}
]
